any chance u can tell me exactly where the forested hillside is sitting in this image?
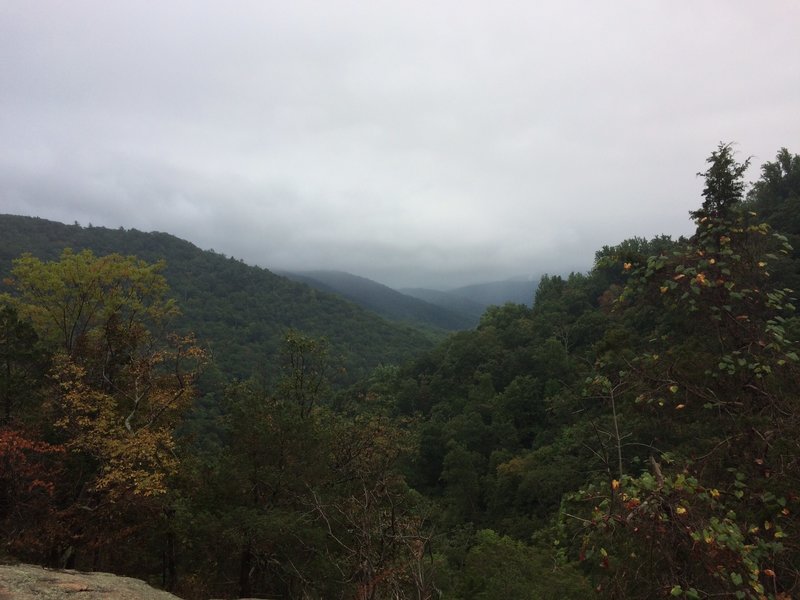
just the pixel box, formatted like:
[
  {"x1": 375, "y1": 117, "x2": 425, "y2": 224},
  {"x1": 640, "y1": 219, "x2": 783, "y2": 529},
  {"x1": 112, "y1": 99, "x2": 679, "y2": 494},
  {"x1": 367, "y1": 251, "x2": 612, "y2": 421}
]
[
  {"x1": 379, "y1": 145, "x2": 800, "y2": 598},
  {"x1": 1, "y1": 145, "x2": 799, "y2": 599},
  {"x1": 0, "y1": 215, "x2": 433, "y2": 382}
]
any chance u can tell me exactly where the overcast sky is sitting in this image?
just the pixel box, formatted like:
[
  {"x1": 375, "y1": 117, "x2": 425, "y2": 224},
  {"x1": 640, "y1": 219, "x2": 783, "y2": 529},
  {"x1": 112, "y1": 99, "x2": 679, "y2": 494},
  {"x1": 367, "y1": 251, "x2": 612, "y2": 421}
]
[{"x1": 1, "y1": 1, "x2": 798, "y2": 288}]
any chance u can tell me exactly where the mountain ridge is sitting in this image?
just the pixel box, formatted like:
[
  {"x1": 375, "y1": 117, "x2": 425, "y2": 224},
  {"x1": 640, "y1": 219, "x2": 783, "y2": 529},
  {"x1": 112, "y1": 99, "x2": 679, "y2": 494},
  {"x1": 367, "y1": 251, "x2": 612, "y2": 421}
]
[
  {"x1": 281, "y1": 269, "x2": 478, "y2": 331},
  {"x1": 0, "y1": 214, "x2": 433, "y2": 382}
]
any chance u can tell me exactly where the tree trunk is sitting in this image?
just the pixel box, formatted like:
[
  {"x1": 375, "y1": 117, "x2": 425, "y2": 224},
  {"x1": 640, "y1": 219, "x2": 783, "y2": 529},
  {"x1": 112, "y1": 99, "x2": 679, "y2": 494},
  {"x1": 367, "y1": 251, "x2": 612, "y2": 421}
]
[
  {"x1": 163, "y1": 530, "x2": 176, "y2": 591},
  {"x1": 239, "y1": 538, "x2": 253, "y2": 598}
]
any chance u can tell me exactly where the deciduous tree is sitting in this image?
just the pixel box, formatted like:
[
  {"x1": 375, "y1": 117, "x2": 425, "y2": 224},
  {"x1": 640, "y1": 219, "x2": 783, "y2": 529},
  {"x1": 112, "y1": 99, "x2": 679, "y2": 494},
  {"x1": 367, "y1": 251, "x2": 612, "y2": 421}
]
[{"x1": 5, "y1": 250, "x2": 205, "y2": 569}]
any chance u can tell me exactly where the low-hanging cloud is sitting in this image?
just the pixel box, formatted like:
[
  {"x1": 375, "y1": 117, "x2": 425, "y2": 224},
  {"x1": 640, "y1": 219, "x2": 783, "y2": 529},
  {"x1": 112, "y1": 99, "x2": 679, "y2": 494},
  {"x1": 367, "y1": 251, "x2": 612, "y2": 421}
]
[{"x1": 1, "y1": 1, "x2": 799, "y2": 288}]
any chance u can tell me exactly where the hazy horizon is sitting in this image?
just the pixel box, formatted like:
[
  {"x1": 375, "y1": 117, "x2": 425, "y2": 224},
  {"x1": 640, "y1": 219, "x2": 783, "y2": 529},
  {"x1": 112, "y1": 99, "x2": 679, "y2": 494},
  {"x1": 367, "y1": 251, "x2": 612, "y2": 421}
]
[
  {"x1": 4, "y1": 211, "x2": 551, "y2": 291},
  {"x1": 2, "y1": 2, "x2": 798, "y2": 288}
]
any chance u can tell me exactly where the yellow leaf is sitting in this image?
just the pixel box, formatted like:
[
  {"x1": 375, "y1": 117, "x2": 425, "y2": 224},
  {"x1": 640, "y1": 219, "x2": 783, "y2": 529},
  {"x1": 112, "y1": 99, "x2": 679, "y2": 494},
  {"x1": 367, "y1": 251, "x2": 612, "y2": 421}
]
[{"x1": 676, "y1": 506, "x2": 687, "y2": 515}]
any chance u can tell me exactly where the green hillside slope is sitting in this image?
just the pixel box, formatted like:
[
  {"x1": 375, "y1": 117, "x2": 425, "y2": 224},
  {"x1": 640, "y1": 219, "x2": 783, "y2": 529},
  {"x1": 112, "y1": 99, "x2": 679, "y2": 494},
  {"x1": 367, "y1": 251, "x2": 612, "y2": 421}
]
[
  {"x1": 400, "y1": 286, "x2": 488, "y2": 323},
  {"x1": 0, "y1": 214, "x2": 433, "y2": 381}
]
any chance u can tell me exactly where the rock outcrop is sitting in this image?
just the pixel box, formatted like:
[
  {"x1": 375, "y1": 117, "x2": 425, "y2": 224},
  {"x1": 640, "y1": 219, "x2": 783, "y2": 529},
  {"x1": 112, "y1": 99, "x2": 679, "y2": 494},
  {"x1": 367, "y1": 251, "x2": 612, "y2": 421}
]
[{"x1": 0, "y1": 563, "x2": 180, "y2": 600}]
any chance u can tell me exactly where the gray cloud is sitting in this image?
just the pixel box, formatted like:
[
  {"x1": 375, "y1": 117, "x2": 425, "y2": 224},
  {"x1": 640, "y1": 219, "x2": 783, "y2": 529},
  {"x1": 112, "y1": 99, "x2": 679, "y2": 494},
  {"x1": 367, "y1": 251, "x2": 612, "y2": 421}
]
[{"x1": 1, "y1": 1, "x2": 799, "y2": 288}]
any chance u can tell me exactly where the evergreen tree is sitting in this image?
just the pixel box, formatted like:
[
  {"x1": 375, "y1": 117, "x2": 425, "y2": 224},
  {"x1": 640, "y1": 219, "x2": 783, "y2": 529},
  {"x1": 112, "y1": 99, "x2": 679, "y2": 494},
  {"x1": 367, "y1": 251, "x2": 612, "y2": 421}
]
[{"x1": 690, "y1": 142, "x2": 751, "y2": 221}]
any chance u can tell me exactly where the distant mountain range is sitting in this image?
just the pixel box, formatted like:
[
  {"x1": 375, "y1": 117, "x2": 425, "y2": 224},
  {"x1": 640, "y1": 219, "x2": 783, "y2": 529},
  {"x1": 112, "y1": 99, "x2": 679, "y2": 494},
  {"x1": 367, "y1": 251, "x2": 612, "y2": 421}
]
[
  {"x1": 281, "y1": 271, "x2": 541, "y2": 331},
  {"x1": 397, "y1": 287, "x2": 488, "y2": 324},
  {"x1": 449, "y1": 278, "x2": 538, "y2": 306},
  {"x1": 281, "y1": 270, "x2": 479, "y2": 331},
  {"x1": 403, "y1": 278, "x2": 539, "y2": 314}
]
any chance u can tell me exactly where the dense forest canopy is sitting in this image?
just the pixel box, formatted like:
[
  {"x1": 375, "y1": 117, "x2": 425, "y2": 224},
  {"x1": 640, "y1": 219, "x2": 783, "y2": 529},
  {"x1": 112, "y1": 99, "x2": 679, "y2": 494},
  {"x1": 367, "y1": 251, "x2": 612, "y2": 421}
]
[
  {"x1": 0, "y1": 216, "x2": 435, "y2": 383},
  {"x1": 1, "y1": 144, "x2": 799, "y2": 599}
]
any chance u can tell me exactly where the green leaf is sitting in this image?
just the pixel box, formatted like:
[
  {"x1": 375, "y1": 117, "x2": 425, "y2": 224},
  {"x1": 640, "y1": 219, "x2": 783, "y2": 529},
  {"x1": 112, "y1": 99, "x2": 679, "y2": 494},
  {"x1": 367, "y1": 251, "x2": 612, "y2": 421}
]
[{"x1": 670, "y1": 585, "x2": 682, "y2": 597}]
